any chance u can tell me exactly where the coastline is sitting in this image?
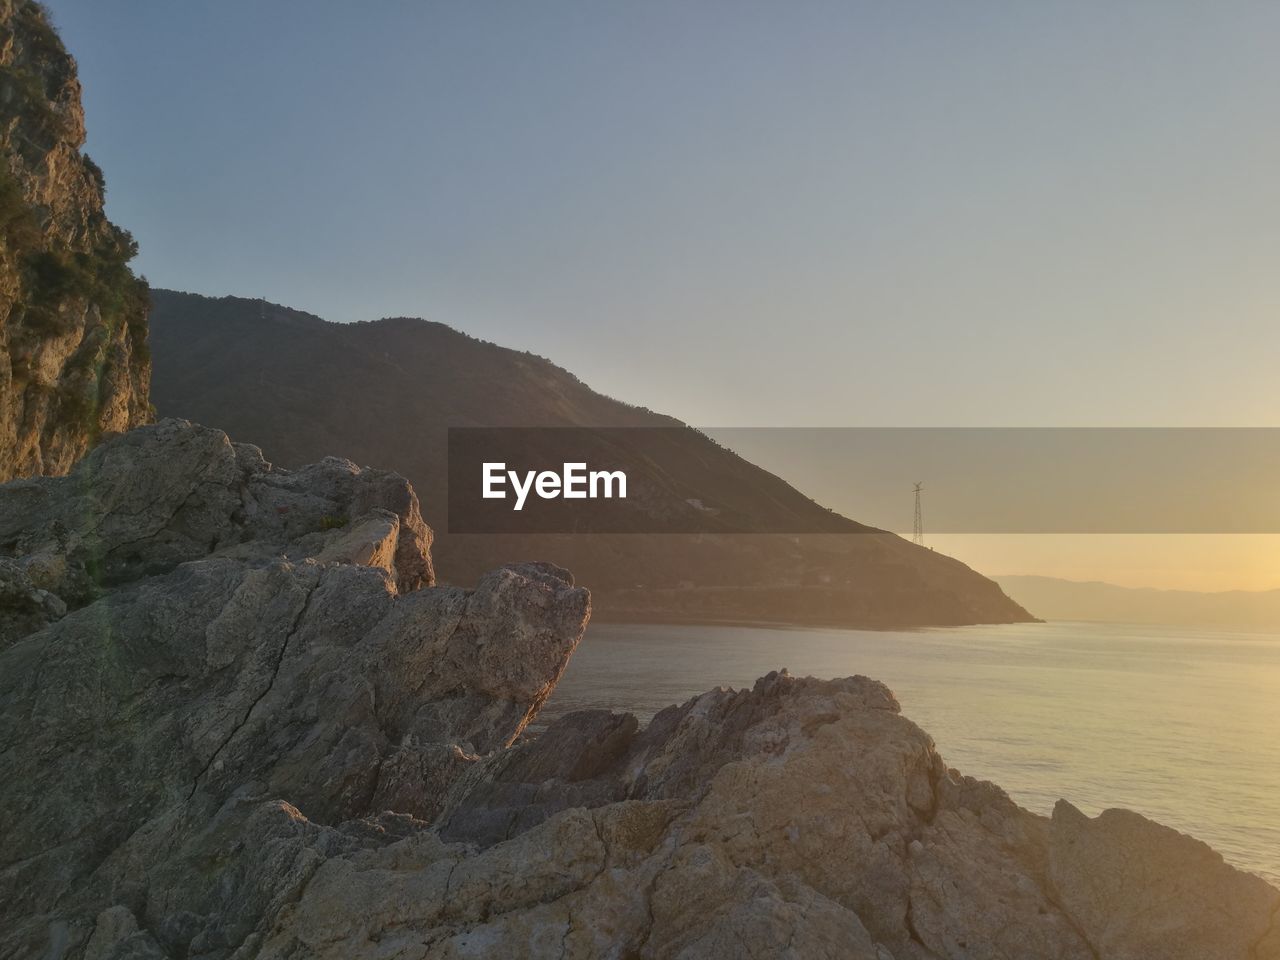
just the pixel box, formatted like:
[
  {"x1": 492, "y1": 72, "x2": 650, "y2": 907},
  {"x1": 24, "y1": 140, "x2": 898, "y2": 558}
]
[{"x1": 588, "y1": 608, "x2": 1045, "y2": 631}]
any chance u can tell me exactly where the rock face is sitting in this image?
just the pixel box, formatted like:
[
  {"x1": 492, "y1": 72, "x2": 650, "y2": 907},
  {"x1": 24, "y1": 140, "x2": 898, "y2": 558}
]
[
  {"x1": 0, "y1": 420, "x2": 591, "y2": 958},
  {"x1": 1, "y1": 421, "x2": 1276, "y2": 960},
  {"x1": 354, "y1": 673, "x2": 1275, "y2": 960},
  {"x1": 1049, "y1": 801, "x2": 1280, "y2": 960},
  {"x1": 0, "y1": 417, "x2": 435, "y2": 621},
  {"x1": 0, "y1": 0, "x2": 151, "y2": 482}
]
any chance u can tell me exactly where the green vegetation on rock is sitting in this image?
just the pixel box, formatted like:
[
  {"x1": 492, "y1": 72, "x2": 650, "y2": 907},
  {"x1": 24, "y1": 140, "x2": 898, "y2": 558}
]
[{"x1": 0, "y1": 0, "x2": 151, "y2": 479}]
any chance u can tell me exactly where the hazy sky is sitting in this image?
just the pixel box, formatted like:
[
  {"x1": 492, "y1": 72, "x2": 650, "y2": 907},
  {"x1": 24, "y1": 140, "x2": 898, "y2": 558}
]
[{"x1": 47, "y1": 1, "x2": 1280, "y2": 590}]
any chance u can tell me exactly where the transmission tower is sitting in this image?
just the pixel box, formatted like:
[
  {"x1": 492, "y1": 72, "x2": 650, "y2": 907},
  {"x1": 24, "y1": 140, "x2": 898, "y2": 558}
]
[{"x1": 912, "y1": 482, "x2": 924, "y2": 546}]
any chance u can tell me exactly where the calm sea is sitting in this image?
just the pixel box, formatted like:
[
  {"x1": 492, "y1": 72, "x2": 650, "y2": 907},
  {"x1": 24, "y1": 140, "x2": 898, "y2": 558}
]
[{"x1": 538, "y1": 620, "x2": 1280, "y2": 885}]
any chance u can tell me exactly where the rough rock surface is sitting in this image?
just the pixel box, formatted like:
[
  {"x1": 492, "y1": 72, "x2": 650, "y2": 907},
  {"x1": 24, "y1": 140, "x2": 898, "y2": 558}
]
[
  {"x1": 1, "y1": 0, "x2": 151, "y2": 482},
  {"x1": 1, "y1": 426, "x2": 1276, "y2": 960},
  {"x1": 403, "y1": 673, "x2": 1278, "y2": 960},
  {"x1": 0, "y1": 417, "x2": 435, "y2": 615},
  {"x1": 1049, "y1": 801, "x2": 1280, "y2": 960},
  {"x1": 0, "y1": 420, "x2": 591, "y2": 958}
]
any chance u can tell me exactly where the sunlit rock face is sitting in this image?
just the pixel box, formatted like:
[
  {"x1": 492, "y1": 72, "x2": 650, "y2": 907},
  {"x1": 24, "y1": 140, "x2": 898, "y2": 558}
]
[
  {"x1": 261, "y1": 670, "x2": 1270, "y2": 960},
  {"x1": 0, "y1": 0, "x2": 151, "y2": 482}
]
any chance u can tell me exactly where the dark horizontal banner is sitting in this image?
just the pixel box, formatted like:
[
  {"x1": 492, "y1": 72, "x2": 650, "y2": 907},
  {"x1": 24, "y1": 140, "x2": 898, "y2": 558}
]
[
  {"x1": 447, "y1": 427, "x2": 1280, "y2": 534},
  {"x1": 447, "y1": 427, "x2": 867, "y2": 534}
]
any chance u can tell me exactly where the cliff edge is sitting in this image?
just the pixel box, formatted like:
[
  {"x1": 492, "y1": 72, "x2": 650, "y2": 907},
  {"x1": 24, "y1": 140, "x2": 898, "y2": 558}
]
[{"x1": 0, "y1": 0, "x2": 150, "y2": 481}]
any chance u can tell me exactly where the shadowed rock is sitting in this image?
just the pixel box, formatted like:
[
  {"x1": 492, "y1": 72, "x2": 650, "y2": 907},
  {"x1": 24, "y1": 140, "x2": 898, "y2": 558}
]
[
  {"x1": 0, "y1": 418, "x2": 434, "y2": 620},
  {"x1": 0, "y1": 421, "x2": 590, "y2": 958}
]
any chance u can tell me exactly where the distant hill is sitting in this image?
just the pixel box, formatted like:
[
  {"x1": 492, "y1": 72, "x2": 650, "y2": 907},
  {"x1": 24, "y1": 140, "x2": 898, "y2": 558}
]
[
  {"x1": 148, "y1": 288, "x2": 1033, "y2": 628},
  {"x1": 997, "y1": 575, "x2": 1280, "y2": 631}
]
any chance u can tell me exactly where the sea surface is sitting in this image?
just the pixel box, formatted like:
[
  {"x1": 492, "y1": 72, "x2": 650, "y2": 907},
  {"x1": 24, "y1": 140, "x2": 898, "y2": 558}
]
[{"x1": 538, "y1": 619, "x2": 1280, "y2": 885}]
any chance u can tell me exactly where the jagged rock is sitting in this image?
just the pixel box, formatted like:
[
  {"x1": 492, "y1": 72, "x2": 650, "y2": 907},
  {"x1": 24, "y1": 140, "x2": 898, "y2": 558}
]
[
  {"x1": 0, "y1": 418, "x2": 434, "y2": 607},
  {"x1": 1049, "y1": 800, "x2": 1280, "y2": 960},
  {"x1": 169, "y1": 673, "x2": 1280, "y2": 960},
  {"x1": 0, "y1": 421, "x2": 590, "y2": 959},
  {"x1": 1, "y1": 0, "x2": 151, "y2": 481}
]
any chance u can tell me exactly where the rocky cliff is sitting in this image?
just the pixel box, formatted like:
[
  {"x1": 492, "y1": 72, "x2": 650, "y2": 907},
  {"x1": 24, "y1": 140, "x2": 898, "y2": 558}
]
[
  {"x1": 0, "y1": 0, "x2": 150, "y2": 482},
  {"x1": 0, "y1": 420, "x2": 590, "y2": 957},
  {"x1": 1, "y1": 420, "x2": 1275, "y2": 960}
]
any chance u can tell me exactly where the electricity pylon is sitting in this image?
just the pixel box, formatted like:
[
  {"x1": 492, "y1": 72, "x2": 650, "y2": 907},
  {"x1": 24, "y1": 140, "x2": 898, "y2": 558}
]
[{"x1": 912, "y1": 482, "x2": 924, "y2": 546}]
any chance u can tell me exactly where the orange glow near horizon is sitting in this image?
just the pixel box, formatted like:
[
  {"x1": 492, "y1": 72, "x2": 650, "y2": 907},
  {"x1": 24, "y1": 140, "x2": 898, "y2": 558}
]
[{"x1": 923, "y1": 534, "x2": 1280, "y2": 593}]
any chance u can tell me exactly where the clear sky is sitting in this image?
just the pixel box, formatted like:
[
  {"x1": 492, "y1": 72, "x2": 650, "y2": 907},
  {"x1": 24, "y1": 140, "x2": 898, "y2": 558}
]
[{"x1": 46, "y1": 1, "x2": 1280, "y2": 590}]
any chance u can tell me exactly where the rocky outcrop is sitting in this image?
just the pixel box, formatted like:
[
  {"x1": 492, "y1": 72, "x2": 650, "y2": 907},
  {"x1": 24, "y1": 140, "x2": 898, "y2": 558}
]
[
  {"x1": 1, "y1": 423, "x2": 1275, "y2": 960},
  {"x1": 1, "y1": 0, "x2": 150, "y2": 482},
  {"x1": 375, "y1": 672, "x2": 1276, "y2": 960},
  {"x1": 0, "y1": 417, "x2": 435, "y2": 617},
  {"x1": 0, "y1": 420, "x2": 591, "y2": 958}
]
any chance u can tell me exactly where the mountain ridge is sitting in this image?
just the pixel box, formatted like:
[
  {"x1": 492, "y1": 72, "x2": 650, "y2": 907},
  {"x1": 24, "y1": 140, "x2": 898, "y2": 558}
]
[
  {"x1": 148, "y1": 287, "x2": 1032, "y2": 629},
  {"x1": 997, "y1": 574, "x2": 1280, "y2": 630}
]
